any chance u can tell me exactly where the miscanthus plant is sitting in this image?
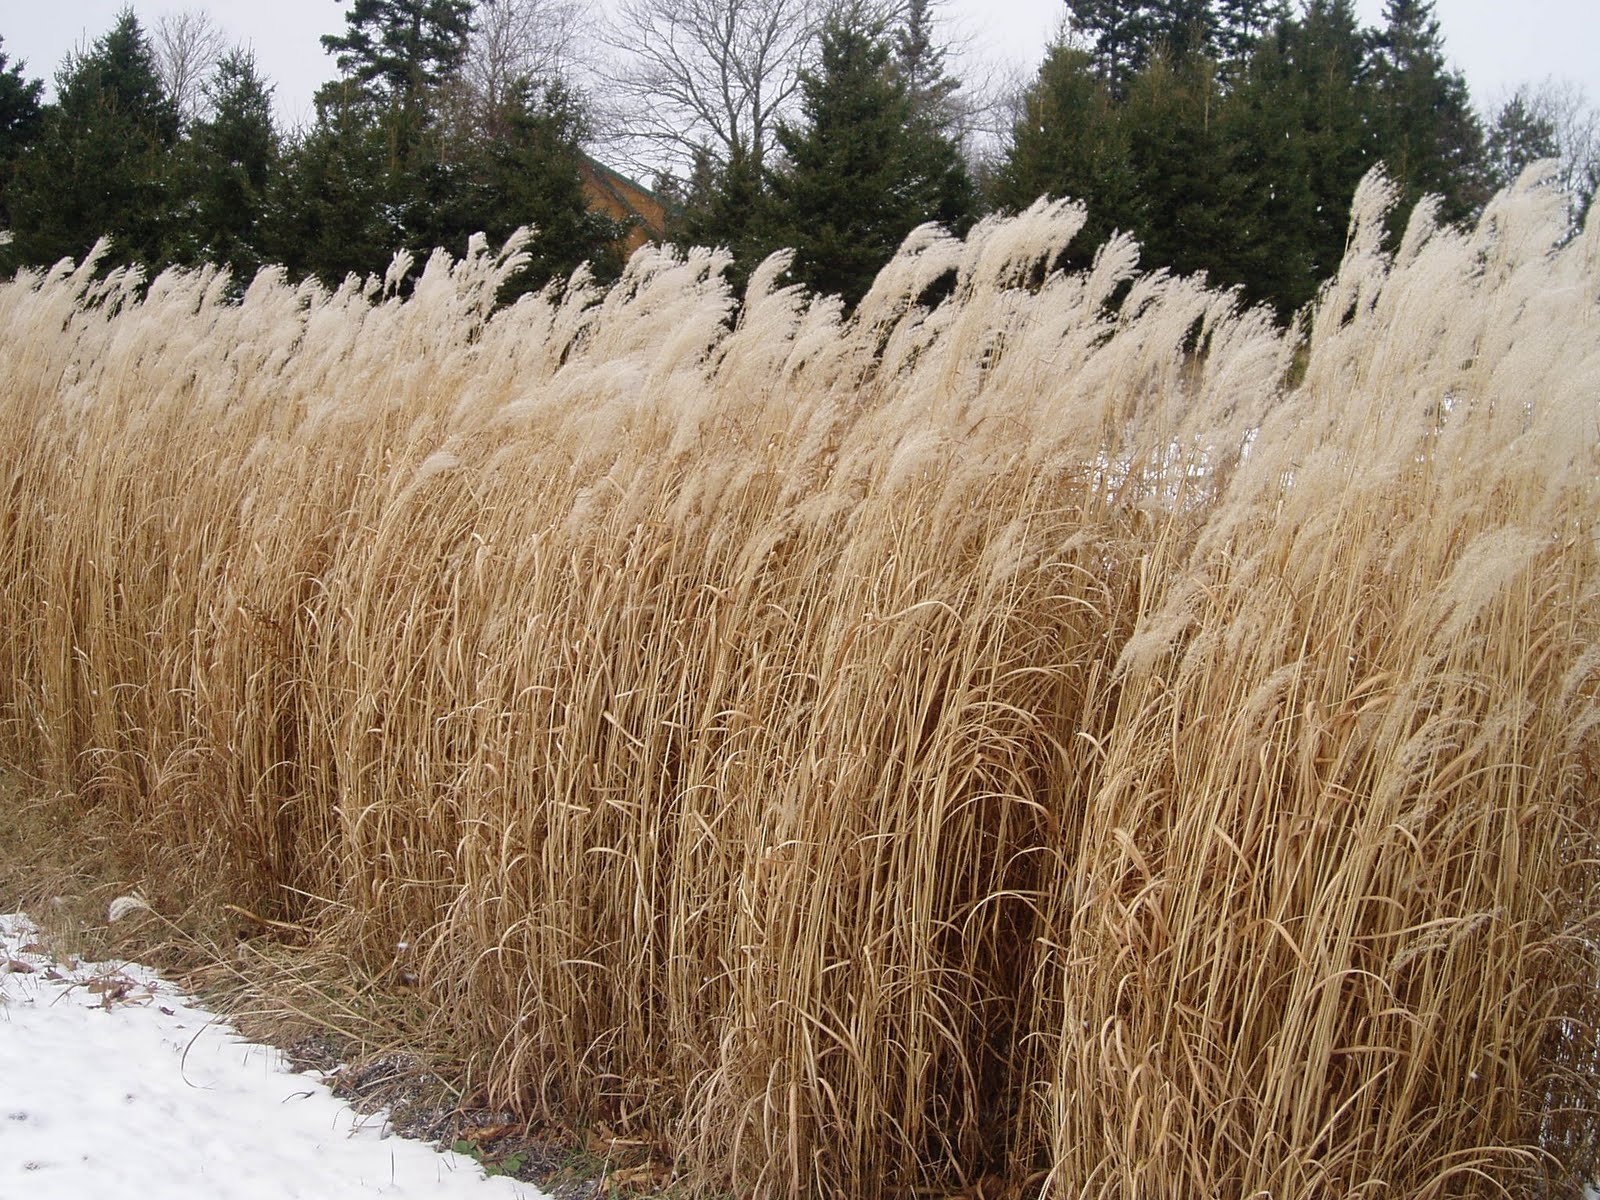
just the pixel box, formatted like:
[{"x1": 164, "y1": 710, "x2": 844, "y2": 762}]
[{"x1": 0, "y1": 167, "x2": 1596, "y2": 1199}]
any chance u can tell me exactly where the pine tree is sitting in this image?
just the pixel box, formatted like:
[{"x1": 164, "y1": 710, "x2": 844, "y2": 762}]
[
  {"x1": 1150, "y1": 0, "x2": 1218, "y2": 66},
  {"x1": 1216, "y1": 17, "x2": 1318, "y2": 315},
  {"x1": 668, "y1": 143, "x2": 768, "y2": 271},
  {"x1": 8, "y1": 10, "x2": 180, "y2": 270},
  {"x1": 889, "y1": 0, "x2": 976, "y2": 234},
  {"x1": 766, "y1": 8, "x2": 974, "y2": 304},
  {"x1": 988, "y1": 39, "x2": 1134, "y2": 268},
  {"x1": 0, "y1": 37, "x2": 45, "y2": 250},
  {"x1": 266, "y1": 84, "x2": 393, "y2": 285},
  {"x1": 1485, "y1": 88, "x2": 1559, "y2": 192},
  {"x1": 1065, "y1": 1, "x2": 1262, "y2": 92},
  {"x1": 320, "y1": 0, "x2": 474, "y2": 171},
  {"x1": 1119, "y1": 51, "x2": 1230, "y2": 283},
  {"x1": 178, "y1": 50, "x2": 278, "y2": 280},
  {"x1": 1275, "y1": 0, "x2": 1376, "y2": 293},
  {"x1": 1211, "y1": 0, "x2": 1287, "y2": 73},
  {"x1": 893, "y1": 0, "x2": 960, "y2": 131},
  {"x1": 409, "y1": 78, "x2": 625, "y2": 296},
  {"x1": 1063, "y1": 1, "x2": 1159, "y2": 95},
  {"x1": 1368, "y1": 0, "x2": 1486, "y2": 223}
]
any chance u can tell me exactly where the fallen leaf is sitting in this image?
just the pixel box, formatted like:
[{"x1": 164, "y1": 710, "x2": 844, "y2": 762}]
[
  {"x1": 87, "y1": 978, "x2": 134, "y2": 1003},
  {"x1": 4, "y1": 959, "x2": 35, "y2": 974},
  {"x1": 605, "y1": 1164, "x2": 669, "y2": 1189},
  {"x1": 461, "y1": 1123, "x2": 519, "y2": 1143},
  {"x1": 18, "y1": 942, "x2": 48, "y2": 955}
]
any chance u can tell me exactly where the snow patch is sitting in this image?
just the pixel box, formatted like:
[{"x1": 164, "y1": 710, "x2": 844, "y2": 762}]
[{"x1": 0, "y1": 913, "x2": 544, "y2": 1198}]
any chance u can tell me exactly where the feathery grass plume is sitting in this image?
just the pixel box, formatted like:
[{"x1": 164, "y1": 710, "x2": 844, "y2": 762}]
[{"x1": 0, "y1": 172, "x2": 1595, "y2": 1197}]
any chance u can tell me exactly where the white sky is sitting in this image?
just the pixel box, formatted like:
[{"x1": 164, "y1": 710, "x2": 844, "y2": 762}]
[{"x1": 1, "y1": 1, "x2": 1596, "y2": 136}]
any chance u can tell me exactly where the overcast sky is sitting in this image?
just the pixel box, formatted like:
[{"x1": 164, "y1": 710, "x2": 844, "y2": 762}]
[{"x1": 2, "y1": 0, "x2": 1596, "y2": 136}]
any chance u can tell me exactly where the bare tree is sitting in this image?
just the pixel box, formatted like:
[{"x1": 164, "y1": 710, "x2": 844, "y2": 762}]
[
  {"x1": 436, "y1": 0, "x2": 588, "y2": 147},
  {"x1": 1534, "y1": 79, "x2": 1600, "y2": 216},
  {"x1": 153, "y1": 10, "x2": 228, "y2": 127},
  {"x1": 601, "y1": 0, "x2": 821, "y2": 180},
  {"x1": 465, "y1": 0, "x2": 584, "y2": 113}
]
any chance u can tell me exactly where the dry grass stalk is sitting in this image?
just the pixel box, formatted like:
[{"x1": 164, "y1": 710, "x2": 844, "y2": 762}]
[{"x1": 0, "y1": 164, "x2": 1596, "y2": 1197}]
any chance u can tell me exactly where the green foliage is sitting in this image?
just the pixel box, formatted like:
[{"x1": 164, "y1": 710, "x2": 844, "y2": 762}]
[
  {"x1": 1118, "y1": 54, "x2": 1235, "y2": 284},
  {"x1": 1213, "y1": 25, "x2": 1318, "y2": 315},
  {"x1": 8, "y1": 9, "x2": 179, "y2": 271},
  {"x1": 765, "y1": 8, "x2": 974, "y2": 305},
  {"x1": 1273, "y1": 0, "x2": 1375, "y2": 294},
  {"x1": 1064, "y1": 0, "x2": 1281, "y2": 93},
  {"x1": 997, "y1": 0, "x2": 1497, "y2": 318},
  {"x1": 892, "y1": 0, "x2": 960, "y2": 130},
  {"x1": 320, "y1": 0, "x2": 474, "y2": 104},
  {"x1": 407, "y1": 78, "x2": 626, "y2": 296},
  {"x1": 988, "y1": 42, "x2": 1133, "y2": 270},
  {"x1": 450, "y1": 1139, "x2": 529, "y2": 1178},
  {"x1": 319, "y1": 0, "x2": 474, "y2": 171},
  {"x1": 667, "y1": 144, "x2": 768, "y2": 274},
  {"x1": 1368, "y1": 0, "x2": 1487, "y2": 222},
  {"x1": 266, "y1": 87, "x2": 394, "y2": 286},
  {"x1": 0, "y1": 36, "x2": 44, "y2": 246},
  {"x1": 173, "y1": 50, "x2": 279, "y2": 281},
  {"x1": 1486, "y1": 89, "x2": 1560, "y2": 193}
]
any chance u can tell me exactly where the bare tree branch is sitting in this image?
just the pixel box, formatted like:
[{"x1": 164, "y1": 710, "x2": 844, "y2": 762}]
[
  {"x1": 465, "y1": 0, "x2": 585, "y2": 112},
  {"x1": 599, "y1": 0, "x2": 821, "y2": 180},
  {"x1": 153, "y1": 10, "x2": 228, "y2": 127}
]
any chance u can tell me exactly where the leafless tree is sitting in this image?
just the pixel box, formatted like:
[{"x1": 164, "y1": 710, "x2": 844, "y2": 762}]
[
  {"x1": 436, "y1": 0, "x2": 589, "y2": 147},
  {"x1": 464, "y1": 0, "x2": 585, "y2": 113},
  {"x1": 1534, "y1": 79, "x2": 1600, "y2": 214},
  {"x1": 600, "y1": 0, "x2": 822, "y2": 180},
  {"x1": 153, "y1": 10, "x2": 229, "y2": 127}
]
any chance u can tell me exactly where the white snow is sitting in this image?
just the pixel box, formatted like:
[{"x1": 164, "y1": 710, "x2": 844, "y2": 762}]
[{"x1": 0, "y1": 912, "x2": 547, "y2": 1199}]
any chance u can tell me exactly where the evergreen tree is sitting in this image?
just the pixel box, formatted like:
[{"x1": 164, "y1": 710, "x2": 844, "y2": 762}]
[
  {"x1": 1274, "y1": 0, "x2": 1375, "y2": 294},
  {"x1": 893, "y1": 0, "x2": 960, "y2": 130},
  {"x1": 889, "y1": 0, "x2": 976, "y2": 233},
  {"x1": 9, "y1": 10, "x2": 180, "y2": 270},
  {"x1": 765, "y1": 8, "x2": 974, "y2": 304},
  {"x1": 1216, "y1": 18, "x2": 1318, "y2": 314},
  {"x1": 988, "y1": 39, "x2": 1134, "y2": 268},
  {"x1": 1485, "y1": 89, "x2": 1559, "y2": 192},
  {"x1": 320, "y1": 0, "x2": 474, "y2": 171},
  {"x1": 1063, "y1": 0, "x2": 1160, "y2": 95},
  {"x1": 408, "y1": 78, "x2": 625, "y2": 296},
  {"x1": 1368, "y1": 0, "x2": 1486, "y2": 222},
  {"x1": 266, "y1": 83, "x2": 393, "y2": 285},
  {"x1": 1212, "y1": 0, "x2": 1287, "y2": 74},
  {"x1": 1150, "y1": 0, "x2": 1219, "y2": 67},
  {"x1": 1118, "y1": 52, "x2": 1230, "y2": 283},
  {"x1": 1064, "y1": 1, "x2": 1273, "y2": 92},
  {"x1": 0, "y1": 37, "x2": 45, "y2": 248},
  {"x1": 178, "y1": 50, "x2": 278, "y2": 279},
  {"x1": 667, "y1": 143, "x2": 768, "y2": 270}
]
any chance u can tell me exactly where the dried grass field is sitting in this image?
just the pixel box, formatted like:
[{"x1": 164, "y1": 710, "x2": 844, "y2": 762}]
[{"x1": 1, "y1": 167, "x2": 1597, "y2": 1198}]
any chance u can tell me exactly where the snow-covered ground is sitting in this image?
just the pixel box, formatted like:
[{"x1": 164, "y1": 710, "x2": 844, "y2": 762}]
[{"x1": 0, "y1": 912, "x2": 547, "y2": 1199}]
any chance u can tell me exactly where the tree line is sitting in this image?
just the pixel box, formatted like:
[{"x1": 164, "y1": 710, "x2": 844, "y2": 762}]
[{"x1": 0, "y1": 0, "x2": 1594, "y2": 318}]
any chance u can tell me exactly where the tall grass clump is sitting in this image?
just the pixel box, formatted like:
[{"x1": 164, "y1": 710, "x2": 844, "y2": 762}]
[{"x1": 1, "y1": 166, "x2": 1596, "y2": 1197}]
